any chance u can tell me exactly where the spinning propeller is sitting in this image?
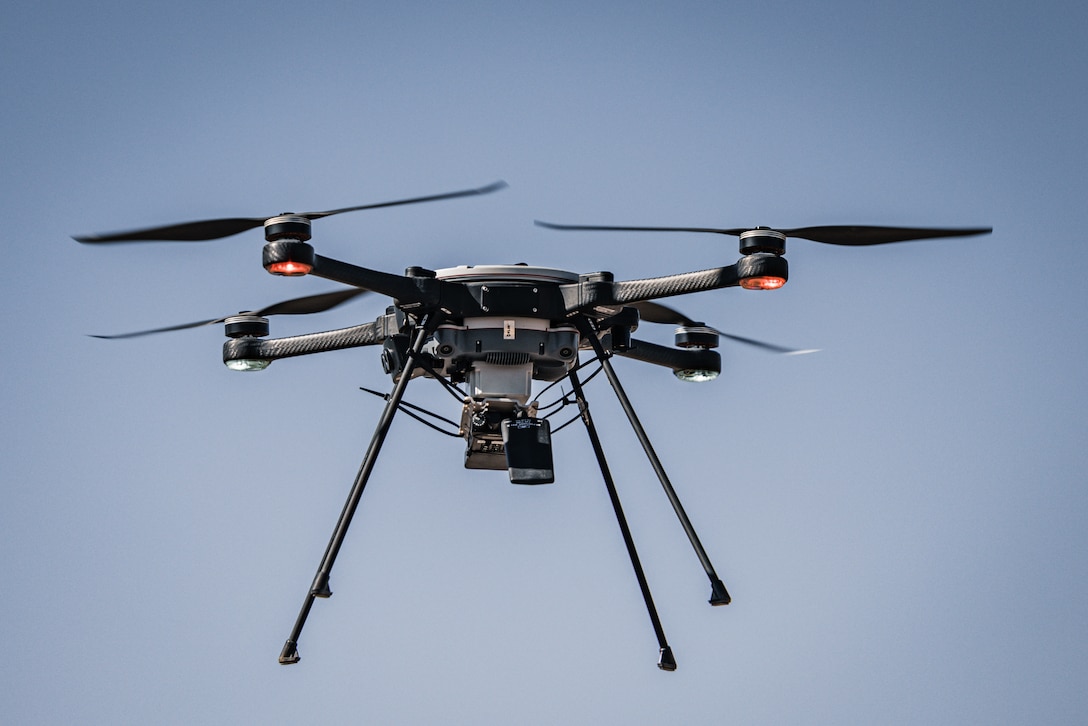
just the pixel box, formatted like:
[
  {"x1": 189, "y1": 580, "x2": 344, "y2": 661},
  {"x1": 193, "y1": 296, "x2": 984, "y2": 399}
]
[
  {"x1": 91, "y1": 288, "x2": 369, "y2": 339},
  {"x1": 75, "y1": 181, "x2": 508, "y2": 243},
  {"x1": 534, "y1": 220, "x2": 992, "y2": 246},
  {"x1": 630, "y1": 301, "x2": 817, "y2": 355}
]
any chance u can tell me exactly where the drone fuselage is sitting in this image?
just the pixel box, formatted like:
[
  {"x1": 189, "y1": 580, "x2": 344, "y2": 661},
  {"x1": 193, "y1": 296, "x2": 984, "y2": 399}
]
[
  {"x1": 222, "y1": 259, "x2": 746, "y2": 471},
  {"x1": 423, "y1": 266, "x2": 585, "y2": 472},
  {"x1": 427, "y1": 265, "x2": 586, "y2": 391}
]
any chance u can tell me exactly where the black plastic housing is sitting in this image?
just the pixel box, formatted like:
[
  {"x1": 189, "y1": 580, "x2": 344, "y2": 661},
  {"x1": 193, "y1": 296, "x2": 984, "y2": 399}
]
[
  {"x1": 736, "y1": 253, "x2": 788, "y2": 283},
  {"x1": 263, "y1": 240, "x2": 316, "y2": 274},
  {"x1": 738, "y1": 228, "x2": 786, "y2": 255},
  {"x1": 675, "y1": 326, "x2": 718, "y2": 349},
  {"x1": 224, "y1": 315, "x2": 270, "y2": 339},
  {"x1": 264, "y1": 218, "x2": 312, "y2": 242},
  {"x1": 502, "y1": 418, "x2": 554, "y2": 484}
]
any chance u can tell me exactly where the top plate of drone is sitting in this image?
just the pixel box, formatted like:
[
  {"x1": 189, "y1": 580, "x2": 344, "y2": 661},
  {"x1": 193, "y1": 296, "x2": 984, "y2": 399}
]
[{"x1": 434, "y1": 265, "x2": 580, "y2": 284}]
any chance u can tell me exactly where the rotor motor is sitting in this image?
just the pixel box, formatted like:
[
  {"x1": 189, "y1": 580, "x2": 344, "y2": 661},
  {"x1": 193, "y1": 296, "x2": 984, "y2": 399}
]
[{"x1": 263, "y1": 215, "x2": 315, "y2": 276}]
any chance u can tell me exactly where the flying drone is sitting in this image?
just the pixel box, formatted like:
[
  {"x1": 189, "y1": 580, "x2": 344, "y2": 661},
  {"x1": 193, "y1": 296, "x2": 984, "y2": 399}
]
[{"x1": 76, "y1": 182, "x2": 990, "y2": 670}]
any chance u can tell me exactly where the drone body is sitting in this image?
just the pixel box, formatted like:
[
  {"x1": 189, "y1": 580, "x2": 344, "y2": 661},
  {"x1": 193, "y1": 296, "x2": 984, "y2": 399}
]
[{"x1": 77, "y1": 182, "x2": 991, "y2": 670}]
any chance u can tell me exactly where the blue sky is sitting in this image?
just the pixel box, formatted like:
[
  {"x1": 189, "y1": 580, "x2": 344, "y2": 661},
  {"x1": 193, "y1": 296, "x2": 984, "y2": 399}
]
[{"x1": 2, "y1": 1, "x2": 1086, "y2": 723}]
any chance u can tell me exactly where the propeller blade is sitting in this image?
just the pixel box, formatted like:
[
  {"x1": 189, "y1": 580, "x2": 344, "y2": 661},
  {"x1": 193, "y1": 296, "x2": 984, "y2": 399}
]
[
  {"x1": 778, "y1": 225, "x2": 992, "y2": 246},
  {"x1": 90, "y1": 288, "x2": 369, "y2": 339},
  {"x1": 536, "y1": 220, "x2": 991, "y2": 245},
  {"x1": 251, "y1": 288, "x2": 369, "y2": 317},
  {"x1": 90, "y1": 318, "x2": 225, "y2": 339},
  {"x1": 305, "y1": 180, "x2": 508, "y2": 219},
  {"x1": 535, "y1": 220, "x2": 746, "y2": 236},
  {"x1": 74, "y1": 217, "x2": 267, "y2": 244},
  {"x1": 630, "y1": 301, "x2": 697, "y2": 326},
  {"x1": 629, "y1": 301, "x2": 816, "y2": 355},
  {"x1": 75, "y1": 181, "x2": 508, "y2": 243},
  {"x1": 713, "y1": 331, "x2": 817, "y2": 356}
]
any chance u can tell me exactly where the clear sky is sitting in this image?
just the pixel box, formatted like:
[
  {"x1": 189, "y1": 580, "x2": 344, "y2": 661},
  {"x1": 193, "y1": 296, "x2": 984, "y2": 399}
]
[{"x1": 2, "y1": 1, "x2": 1086, "y2": 723}]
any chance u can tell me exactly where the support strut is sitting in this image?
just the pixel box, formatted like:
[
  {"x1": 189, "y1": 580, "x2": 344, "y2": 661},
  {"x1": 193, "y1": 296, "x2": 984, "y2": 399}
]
[
  {"x1": 580, "y1": 319, "x2": 731, "y2": 606},
  {"x1": 278, "y1": 318, "x2": 433, "y2": 664},
  {"x1": 567, "y1": 365, "x2": 676, "y2": 671}
]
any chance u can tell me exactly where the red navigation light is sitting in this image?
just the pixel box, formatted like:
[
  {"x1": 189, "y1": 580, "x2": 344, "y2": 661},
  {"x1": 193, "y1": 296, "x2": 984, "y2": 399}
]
[
  {"x1": 263, "y1": 239, "x2": 315, "y2": 276},
  {"x1": 739, "y1": 275, "x2": 786, "y2": 290},
  {"x1": 267, "y1": 260, "x2": 313, "y2": 276}
]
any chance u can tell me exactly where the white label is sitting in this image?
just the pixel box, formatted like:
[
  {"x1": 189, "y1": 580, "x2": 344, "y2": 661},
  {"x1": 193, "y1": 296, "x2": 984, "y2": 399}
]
[{"x1": 503, "y1": 320, "x2": 516, "y2": 339}]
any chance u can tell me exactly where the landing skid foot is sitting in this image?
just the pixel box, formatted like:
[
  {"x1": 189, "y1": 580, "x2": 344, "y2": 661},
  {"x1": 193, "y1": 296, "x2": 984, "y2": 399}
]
[
  {"x1": 278, "y1": 640, "x2": 300, "y2": 665},
  {"x1": 709, "y1": 578, "x2": 731, "y2": 606}
]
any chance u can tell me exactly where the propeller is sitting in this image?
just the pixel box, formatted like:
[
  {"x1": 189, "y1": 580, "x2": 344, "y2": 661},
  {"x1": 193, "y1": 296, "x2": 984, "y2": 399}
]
[
  {"x1": 91, "y1": 288, "x2": 369, "y2": 339},
  {"x1": 535, "y1": 220, "x2": 991, "y2": 246},
  {"x1": 630, "y1": 301, "x2": 817, "y2": 355},
  {"x1": 75, "y1": 181, "x2": 508, "y2": 243}
]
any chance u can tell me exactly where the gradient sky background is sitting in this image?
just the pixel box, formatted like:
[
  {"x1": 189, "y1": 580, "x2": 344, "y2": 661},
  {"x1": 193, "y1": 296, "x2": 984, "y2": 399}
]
[{"x1": 3, "y1": 1, "x2": 1086, "y2": 723}]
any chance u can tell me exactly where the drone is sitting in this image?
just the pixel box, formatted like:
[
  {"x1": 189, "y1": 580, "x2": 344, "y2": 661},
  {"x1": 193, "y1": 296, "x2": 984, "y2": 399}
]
[{"x1": 76, "y1": 182, "x2": 991, "y2": 671}]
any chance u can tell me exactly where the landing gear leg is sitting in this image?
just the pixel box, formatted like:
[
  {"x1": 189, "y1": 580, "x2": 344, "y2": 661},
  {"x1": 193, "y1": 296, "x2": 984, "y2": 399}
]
[
  {"x1": 567, "y1": 365, "x2": 676, "y2": 672},
  {"x1": 278, "y1": 319, "x2": 433, "y2": 664},
  {"x1": 581, "y1": 321, "x2": 731, "y2": 606}
]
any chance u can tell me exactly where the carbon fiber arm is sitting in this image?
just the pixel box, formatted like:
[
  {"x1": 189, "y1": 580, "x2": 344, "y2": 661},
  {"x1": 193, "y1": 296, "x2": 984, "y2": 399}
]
[
  {"x1": 615, "y1": 338, "x2": 721, "y2": 374},
  {"x1": 561, "y1": 255, "x2": 786, "y2": 313},
  {"x1": 611, "y1": 266, "x2": 742, "y2": 304},
  {"x1": 223, "y1": 318, "x2": 392, "y2": 364}
]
